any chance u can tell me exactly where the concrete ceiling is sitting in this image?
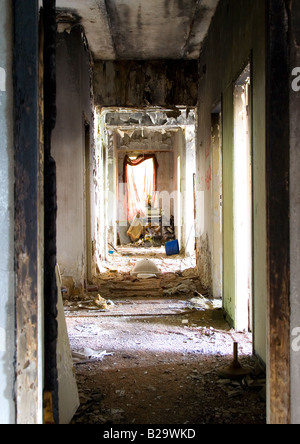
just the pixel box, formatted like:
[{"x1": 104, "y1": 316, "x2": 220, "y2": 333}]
[{"x1": 56, "y1": 0, "x2": 220, "y2": 61}]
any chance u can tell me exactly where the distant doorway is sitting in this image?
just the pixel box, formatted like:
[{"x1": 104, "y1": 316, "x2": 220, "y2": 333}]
[
  {"x1": 211, "y1": 105, "x2": 223, "y2": 300},
  {"x1": 124, "y1": 155, "x2": 158, "y2": 222}
]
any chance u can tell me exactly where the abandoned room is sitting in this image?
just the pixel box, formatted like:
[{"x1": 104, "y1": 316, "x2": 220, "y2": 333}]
[{"x1": 0, "y1": 0, "x2": 300, "y2": 425}]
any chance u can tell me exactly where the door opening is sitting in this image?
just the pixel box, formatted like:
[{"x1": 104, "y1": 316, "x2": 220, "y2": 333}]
[
  {"x1": 84, "y1": 121, "x2": 92, "y2": 284},
  {"x1": 176, "y1": 155, "x2": 181, "y2": 250},
  {"x1": 211, "y1": 104, "x2": 223, "y2": 300},
  {"x1": 233, "y1": 64, "x2": 253, "y2": 332},
  {"x1": 124, "y1": 155, "x2": 157, "y2": 223},
  {"x1": 94, "y1": 108, "x2": 197, "y2": 268}
]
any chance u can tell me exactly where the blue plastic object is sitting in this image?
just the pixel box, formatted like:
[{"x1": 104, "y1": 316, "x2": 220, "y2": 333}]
[{"x1": 165, "y1": 240, "x2": 180, "y2": 256}]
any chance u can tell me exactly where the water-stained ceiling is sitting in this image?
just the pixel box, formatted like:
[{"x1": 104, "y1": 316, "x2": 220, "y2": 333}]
[{"x1": 56, "y1": 0, "x2": 220, "y2": 61}]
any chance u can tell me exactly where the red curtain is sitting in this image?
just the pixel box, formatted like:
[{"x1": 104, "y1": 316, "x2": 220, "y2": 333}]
[{"x1": 124, "y1": 154, "x2": 158, "y2": 221}]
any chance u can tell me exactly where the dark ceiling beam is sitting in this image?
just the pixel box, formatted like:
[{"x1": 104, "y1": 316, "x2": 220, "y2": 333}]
[
  {"x1": 266, "y1": 0, "x2": 291, "y2": 425},
  {"x1": 93, "y1": 60, "x2": 199, "y2": 108}
]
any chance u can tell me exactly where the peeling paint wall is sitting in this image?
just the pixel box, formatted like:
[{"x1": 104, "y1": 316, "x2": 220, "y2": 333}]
[
  {"x1": 93, "y1": 110, "x2": 110, "y2": 264},
  {"x1": 196, "y1": 0, "x2": 267, "y2": 362},
  {"x1": 52, "y1": 27, "x2": 93, "y2": 293},
  {"x1": 0, "y1": 0, "x2": 14, "y2": 424}
]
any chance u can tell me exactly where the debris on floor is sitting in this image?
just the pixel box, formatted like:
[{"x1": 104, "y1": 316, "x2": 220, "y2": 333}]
[
  {"x1": 118, "y1": 214, "x2": 176, "y2": 248},
  {"x1": 68, "y1": 305, "x2": 266, "y2": 425},
  {"x1": 63, "y1": 294, "x2": 113, "y2": 312},
  {"x1": 93, "y1": 294, "x2": 109, "y2": 309},
  {"x1": 65, "y1": 299, "x2": 265, "y2": 424},
  {"x1": 72, "y1": 348, "x2": 113, "y2": 364},
  {"x1": 187, "y1": 295, "x2": 222, "y2": 311},
  {"x1": 96, "y1": 246, "x2": 197, "y2": 278},
  {"x1": 63, "y1": 249, "x2": 265, "y2": 424},
  {"x1": 163, "y1": 281, "x2": 198, "y2": 296}
]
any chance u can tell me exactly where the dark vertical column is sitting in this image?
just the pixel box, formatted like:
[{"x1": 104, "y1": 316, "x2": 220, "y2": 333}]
[
  {"x1": 289, "y1": 0, "x2": 300, "y2": 425},
  {"x1": 43, "y1": 0, "x2": 58, "y2": 424},
  {"x1": 13, "y1": 0, "x2": 40, "y2": 424},
  {"x1": 266, "y1": 0, "x2": 291, "y2": 424}
]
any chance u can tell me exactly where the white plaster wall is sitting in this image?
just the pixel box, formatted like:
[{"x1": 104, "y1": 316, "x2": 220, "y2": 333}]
[
  {"x1": 184, "y1": 126, "x2": 196, "y2": 256},
  {"x1": 56, "y1": 269, "x2": 79, "y2": 424},
  {"x1": 0, "y1": 0, "x2": 15, "y2": 424},
  {"x1": 174, "y1": 128, "x2": 196, "y2": 254},
  {"x1": 52, "y1": 29, "x2": 93, "y2": 291}
]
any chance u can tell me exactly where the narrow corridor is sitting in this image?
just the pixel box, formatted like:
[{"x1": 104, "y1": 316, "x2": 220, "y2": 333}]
[{"x1": 3, "y1": 0, "x2": 298, "y2": 425}]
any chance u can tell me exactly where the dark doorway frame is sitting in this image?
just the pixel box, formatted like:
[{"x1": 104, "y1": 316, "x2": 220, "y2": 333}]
[
  {"x1": 266, "y1": 0, "x2": 291, "y2": 424},
  {"x1": 13, "y1": 0, "x2": 58, "y2": 424}
]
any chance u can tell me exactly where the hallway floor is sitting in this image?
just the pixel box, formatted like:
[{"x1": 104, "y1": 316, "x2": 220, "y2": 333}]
[{"x1": 64, "y1": 251, "x2": 266, "y2": 424}]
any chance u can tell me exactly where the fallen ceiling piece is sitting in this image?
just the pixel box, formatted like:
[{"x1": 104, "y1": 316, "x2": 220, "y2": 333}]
[
  {"x1": 217, "y1": 342, "x2": 251, "y2": 379},
  {"x1": 130, "y1": 259, "x2": 161, "y2": 277},
  {"x1": 137, "y1": 273, "x2": 157, "y2": 279}
]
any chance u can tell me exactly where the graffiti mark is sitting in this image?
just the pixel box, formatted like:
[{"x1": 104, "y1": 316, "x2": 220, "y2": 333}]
[{"x1": 205, "y1": 165, "x2": 212, "y2": 190}]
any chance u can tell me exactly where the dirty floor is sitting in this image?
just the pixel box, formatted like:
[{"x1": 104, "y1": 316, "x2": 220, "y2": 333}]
[{"x1": 64, "y1": 249, "x2": 266, "y2": 425}]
